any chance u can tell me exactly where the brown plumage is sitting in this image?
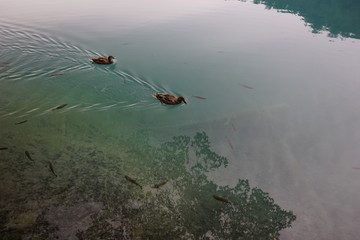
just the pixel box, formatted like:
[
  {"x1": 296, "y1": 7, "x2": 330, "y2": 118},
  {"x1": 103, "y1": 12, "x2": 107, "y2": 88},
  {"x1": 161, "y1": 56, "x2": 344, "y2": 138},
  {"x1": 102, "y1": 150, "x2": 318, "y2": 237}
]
[
  {"x1": 152, "y1": 93, "x2": 187, "y2": 105},
  {"x1": 91, "y1": 56, "x2": 115, "y2": 64}
]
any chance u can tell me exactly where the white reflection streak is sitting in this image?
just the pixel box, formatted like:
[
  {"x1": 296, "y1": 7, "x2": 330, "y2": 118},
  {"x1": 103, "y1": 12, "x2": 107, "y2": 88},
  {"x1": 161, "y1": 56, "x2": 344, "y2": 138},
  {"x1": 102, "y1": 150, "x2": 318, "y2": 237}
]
[
  {"x1": 118, "y1": 102, "x2": 140, "y2": 110},
  {"x1": 123, "y1": 103, "x2": 139, "y2": 108},
  {"x1": 26, "y1": 107, "x2": 39, "y2": 113},
  {"x1": 98, "y1": 103, "x2": 117, "y2": 111},
  {"x1": 2, "y1": 111, "x2": 18, "y2": 117},
  {"x1": 15, "y1": 114, "x2": 29, "y2": 119},
  {"x1": 65, "y1": 104, "x2": 82, "y2": 110},
  {"x1": 79, "y1": 103, "x2": 101, "y2": 112},
  {"x1": 38, "y1": 108, "x2": 53, "y2": 116}
]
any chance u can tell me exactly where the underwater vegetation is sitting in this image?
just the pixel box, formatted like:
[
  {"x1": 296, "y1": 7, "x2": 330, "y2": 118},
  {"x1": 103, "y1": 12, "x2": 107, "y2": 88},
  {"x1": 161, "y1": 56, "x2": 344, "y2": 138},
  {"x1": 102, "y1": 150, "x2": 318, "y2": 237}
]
[{"x1": 0, "y1": 131, "x2": 295, "y2": 239}]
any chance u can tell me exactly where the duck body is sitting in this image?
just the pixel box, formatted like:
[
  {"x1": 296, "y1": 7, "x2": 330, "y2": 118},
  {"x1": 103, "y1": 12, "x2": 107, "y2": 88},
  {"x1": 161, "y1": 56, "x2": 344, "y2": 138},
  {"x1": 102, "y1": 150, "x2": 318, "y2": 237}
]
[
  {"x1": 152, "y1": 93, "x2": 187, "y2": 105},
  {"x1": 91, "y1": 56, "x2": 115, "y2": 64}
]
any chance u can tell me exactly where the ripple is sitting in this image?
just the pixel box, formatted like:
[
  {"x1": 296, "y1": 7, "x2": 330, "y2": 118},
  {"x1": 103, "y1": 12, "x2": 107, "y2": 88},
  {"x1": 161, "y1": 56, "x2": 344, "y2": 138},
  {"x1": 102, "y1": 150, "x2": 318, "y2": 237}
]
[
  {"x1": 0, "y1": 23, "x2": 99, "y2": 81},
  {"x1": 0, "y1": 22, "x2": 175, "y2": 124}
]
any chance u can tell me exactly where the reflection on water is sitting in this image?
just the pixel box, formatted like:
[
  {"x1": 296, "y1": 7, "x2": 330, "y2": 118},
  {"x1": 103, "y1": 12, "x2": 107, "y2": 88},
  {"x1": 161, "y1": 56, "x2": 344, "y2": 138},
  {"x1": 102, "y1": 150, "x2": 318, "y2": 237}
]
[
  {"x1": 0, "y1": 128, "x2": 295, "y2": 239},
  {"x1": 253, "y1": 0, "x2": 360, "y2": 39}
]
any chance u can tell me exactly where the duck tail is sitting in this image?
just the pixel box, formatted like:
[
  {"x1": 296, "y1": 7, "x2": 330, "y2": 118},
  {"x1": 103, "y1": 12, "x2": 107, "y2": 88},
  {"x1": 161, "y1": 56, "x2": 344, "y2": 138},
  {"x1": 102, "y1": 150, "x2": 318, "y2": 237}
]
[{"x1": 151, "y1": 94, "x2": 158, "y2": 99}]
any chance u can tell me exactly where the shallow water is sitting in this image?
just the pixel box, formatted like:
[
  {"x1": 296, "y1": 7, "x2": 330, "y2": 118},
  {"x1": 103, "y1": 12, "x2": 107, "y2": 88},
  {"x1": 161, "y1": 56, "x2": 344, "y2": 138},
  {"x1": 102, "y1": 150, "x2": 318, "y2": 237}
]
[{"x1": 1, "y1": 0, "x2": 360, "y2": 239}]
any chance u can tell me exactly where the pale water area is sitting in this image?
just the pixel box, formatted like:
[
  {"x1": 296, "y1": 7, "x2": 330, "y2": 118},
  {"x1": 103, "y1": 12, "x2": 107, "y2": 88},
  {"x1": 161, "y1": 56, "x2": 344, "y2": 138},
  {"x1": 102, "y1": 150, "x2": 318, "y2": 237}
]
[{"x1": 0, "y1": 0, "x2": 360, "y2": 239}]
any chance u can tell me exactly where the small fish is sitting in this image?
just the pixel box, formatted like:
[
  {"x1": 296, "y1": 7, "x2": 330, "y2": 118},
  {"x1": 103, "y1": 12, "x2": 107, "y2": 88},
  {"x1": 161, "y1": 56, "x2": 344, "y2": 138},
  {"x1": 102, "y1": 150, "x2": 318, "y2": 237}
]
[
  {"x1": 124, "y1": 175, "x2": 142, "y2": 189},
  {"x1": 53, "y1": 186, "x2": 69, "y2": 195},
  {"x1": 352, "y1": 167, "x2": 360, "y2": 170},
  {"x1": 15, "y1": 120, "x2": 28, "y2": 125},
  {"x1": 51, "y1": 73, "x2": 64, "y2": 77},
  {"x1": 192, "y1": 96, "x2": 206, "y2": 100},
  {"x1": 226, "y1": 136, "x2": 234, "y2": 149},
  {"x1": 213, "y1": 195, "x2": 231, "y2": 204},
  {"x1": 25, "y1": 151, "x2": 34, "y2": 161},
  {"x1": 49, "y1": 162, "x2": 57, "y2": 177},
  {"x1": 0, "y1": 147, "x2": 8, "y2": 150},
  {"x1": 240, "y1": 83, "x2": 254, "y2": 89},
  {"x1": 151, "y1": 181, "x2": 168, "y2": 189},
  {"x1": 53, "y1": 104, "x2": 67, "y2": 110},
  {"x1": 230, "y1": 122, "x2": 237, "y2": 132}
]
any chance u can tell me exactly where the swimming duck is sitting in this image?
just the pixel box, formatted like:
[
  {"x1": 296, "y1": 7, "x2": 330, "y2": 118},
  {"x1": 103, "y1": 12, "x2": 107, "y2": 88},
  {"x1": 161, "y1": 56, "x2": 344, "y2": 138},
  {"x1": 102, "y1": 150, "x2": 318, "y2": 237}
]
[
  {"x1": 91, "y1": 56, "x2": 115, "y2": 64},
  {"x1": 152, "y1": 93, "x2": 187, "y2": 105}
]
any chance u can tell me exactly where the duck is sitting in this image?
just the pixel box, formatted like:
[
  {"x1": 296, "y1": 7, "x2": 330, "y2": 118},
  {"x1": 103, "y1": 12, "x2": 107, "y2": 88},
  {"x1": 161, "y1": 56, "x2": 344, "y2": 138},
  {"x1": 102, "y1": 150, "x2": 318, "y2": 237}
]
[
  {"x1": 90, "y1": 56, "x2": 115, "y2": 64},
  {"x1": 152, "y1": 93, "x2": 187, "y2": 105}
]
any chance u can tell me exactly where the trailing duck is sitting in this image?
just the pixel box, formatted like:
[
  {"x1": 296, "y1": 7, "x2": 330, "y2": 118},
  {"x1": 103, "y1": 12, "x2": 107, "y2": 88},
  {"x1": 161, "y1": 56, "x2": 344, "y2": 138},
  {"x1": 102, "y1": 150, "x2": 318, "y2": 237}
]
[
  {"x1": 152, "y1": 93, "x2": 187, "y2": 105},
  {"x1": 90, "y1": 56, "x2": 115, "y2": 64}
]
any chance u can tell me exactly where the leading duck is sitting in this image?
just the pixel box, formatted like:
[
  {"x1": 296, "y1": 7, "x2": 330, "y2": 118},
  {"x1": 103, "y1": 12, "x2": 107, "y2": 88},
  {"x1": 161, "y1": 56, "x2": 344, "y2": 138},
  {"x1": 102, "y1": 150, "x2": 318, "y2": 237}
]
[
  {"x1": 91, "y1": 56, "x2": 115, "y2": 64},
  {"x1": 152, "y1": 93, "x2": 187, "y2": 105}
]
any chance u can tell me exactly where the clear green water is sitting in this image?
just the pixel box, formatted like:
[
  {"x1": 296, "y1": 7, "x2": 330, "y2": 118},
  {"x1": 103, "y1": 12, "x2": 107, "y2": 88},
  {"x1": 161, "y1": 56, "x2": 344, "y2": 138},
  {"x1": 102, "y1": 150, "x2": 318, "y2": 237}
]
[{"x1": 0, "y1": 0, "x2": 360, "y2": 239}]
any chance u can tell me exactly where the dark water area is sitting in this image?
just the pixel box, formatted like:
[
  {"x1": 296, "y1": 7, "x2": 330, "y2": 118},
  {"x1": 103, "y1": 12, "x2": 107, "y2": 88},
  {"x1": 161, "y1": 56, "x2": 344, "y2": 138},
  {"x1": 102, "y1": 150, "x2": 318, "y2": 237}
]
[
  {"x1": 253, "y1": 0, "x2": 360, "y2": 39},
  {"x1": 0, "y1": 0, "x2": 360, "y2": 239}
]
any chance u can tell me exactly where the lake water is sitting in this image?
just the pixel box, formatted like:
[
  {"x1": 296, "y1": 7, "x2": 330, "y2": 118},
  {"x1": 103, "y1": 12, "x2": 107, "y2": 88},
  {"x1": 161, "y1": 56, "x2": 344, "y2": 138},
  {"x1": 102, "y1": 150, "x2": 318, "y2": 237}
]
[{"x1": 1, "y1": 0, "x2": 360, "y2": 239}]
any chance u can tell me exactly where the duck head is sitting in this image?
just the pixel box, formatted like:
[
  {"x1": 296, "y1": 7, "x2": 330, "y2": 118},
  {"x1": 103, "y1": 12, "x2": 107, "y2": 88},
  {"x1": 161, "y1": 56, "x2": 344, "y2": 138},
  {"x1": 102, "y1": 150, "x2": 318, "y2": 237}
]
[
  {"x1": 108, "y1": 56, "x2": 115, "y2": 63},
  {"x1": 178, "y1": 96, "x2": 187, "y2": 104}
]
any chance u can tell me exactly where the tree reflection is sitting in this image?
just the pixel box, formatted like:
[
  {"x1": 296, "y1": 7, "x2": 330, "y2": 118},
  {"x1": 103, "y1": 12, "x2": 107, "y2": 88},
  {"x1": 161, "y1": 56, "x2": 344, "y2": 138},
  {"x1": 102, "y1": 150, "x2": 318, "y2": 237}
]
[
  {"x1": 79, "y1": 131, "x2": 296, "y2": 239},
  {"x1": 0, "y1": 130, "x2": 296, "y2": 239},
  {"x1": 252, "y1": 0, "x2": 360, "y2": 39}
]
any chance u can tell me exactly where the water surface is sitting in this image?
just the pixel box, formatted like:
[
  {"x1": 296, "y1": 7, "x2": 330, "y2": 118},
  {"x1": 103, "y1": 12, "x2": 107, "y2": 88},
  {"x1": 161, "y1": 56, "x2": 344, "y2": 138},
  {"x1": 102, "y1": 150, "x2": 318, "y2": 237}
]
[{"x1": 1, "y1": 0, "x2": 360, "y2": 239}]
